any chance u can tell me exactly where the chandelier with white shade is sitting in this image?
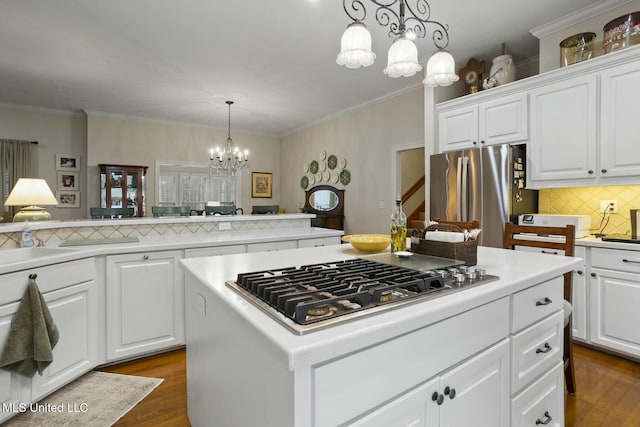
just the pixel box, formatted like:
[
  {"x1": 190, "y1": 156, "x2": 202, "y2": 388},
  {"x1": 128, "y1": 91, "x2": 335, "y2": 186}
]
[
  {"x1": 336, "y1": 0, "x2": 458, "y2": 86},
  {"x1": 209, "y1": 101, "x2": 249, "y2": 175}
]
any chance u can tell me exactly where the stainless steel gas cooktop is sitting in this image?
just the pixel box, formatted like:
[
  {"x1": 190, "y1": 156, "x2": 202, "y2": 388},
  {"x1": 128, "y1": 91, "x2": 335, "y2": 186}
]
[{"x1": 226, "y1": 255, "x2": 499, "y2": 335}]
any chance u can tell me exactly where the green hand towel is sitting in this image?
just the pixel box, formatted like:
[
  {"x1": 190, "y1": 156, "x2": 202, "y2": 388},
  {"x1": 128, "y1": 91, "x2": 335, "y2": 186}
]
[{"x1": 0, "y1": 279, "x2": 59, "y2": 377}]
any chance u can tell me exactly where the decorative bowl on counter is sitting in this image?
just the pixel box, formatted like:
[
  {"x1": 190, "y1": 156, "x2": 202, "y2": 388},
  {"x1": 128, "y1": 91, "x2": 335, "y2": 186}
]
[{"x1": 342, "y1": 234, "x2": 390, "y2": 252}]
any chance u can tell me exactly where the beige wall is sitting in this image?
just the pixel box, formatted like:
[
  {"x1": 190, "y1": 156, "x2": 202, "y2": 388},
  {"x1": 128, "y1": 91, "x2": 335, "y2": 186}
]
[
  {"x1": 280, "y1": 89, "x2": 425, "y2": 235},
  {"x1": 0, "y1": 106, "x2": 86, "y2": 220},
  {"x1": 86, "y1": 113, "x2": 280, "y2": 215},
  {"x1": 538, "y1": 1, "x2": 640, "y2": 73}
]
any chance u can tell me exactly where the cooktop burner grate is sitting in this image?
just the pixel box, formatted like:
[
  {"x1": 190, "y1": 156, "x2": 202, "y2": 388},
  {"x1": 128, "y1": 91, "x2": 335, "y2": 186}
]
[{"x1": 227, "y1": 258, "x2": 499, "y2": 334}]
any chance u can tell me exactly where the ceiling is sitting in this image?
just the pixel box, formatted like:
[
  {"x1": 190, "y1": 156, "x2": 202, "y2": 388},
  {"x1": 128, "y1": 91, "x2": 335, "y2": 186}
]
[{"x1": 0, "y1": 0, "x2": 601, "y2": 136}]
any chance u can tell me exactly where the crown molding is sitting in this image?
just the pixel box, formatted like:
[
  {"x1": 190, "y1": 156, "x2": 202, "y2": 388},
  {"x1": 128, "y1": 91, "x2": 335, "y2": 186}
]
[
  {"x1": 0, "y1": 102, "x2": 84, "y2": 117},
  {"x1": 530, "y1": 0, "x2": 632, "y2": 38}
]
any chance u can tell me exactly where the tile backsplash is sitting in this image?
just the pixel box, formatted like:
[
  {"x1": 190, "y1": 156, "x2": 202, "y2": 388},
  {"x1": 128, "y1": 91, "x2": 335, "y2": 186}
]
[{"x1": 539, "y1": 185, "x2": 640, "y2": 236}]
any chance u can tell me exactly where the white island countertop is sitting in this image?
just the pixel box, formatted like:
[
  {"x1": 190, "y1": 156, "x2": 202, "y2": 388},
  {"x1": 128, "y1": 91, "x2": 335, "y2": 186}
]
[{"x1": 180, "y1": 244, "x2": 582, "y2": 370}]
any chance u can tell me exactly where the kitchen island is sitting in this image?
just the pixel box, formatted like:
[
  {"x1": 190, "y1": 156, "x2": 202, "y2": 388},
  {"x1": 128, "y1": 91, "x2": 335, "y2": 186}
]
[{"x1": 180, "y1": 245, "x2": 581, "y2": 427}]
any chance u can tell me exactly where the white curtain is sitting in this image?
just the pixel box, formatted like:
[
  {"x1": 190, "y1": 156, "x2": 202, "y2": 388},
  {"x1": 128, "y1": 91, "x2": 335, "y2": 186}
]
[{"x1": 1, "y1": 139, "x2": 34, "y2": 219}]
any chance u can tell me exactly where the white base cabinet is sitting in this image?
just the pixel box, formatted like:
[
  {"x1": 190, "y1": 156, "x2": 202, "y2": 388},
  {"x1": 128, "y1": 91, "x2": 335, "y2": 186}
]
[
  {"x1": 0, "y1": 259, "x2": 98, "y2": 424},
  {"x1": 106, "y1": 250, "x2": 184, "y2": 361}
]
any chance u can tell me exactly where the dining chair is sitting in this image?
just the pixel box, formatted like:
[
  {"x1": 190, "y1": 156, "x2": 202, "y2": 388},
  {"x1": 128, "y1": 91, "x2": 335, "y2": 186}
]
[
  {"x1": 251, "y1": 205, "x2": 279, "y2": 215},
  {"x1": 90, "y1": 207, "x2": 135, "y2": 219},
  {"x1": 151, "y1": 206, "x2": 191, "y2": 217},
  {"x1": 204, "y1": 205, "x2": 243, "y2": 215},
  {"x1": 503, "y1": 222, "x2": 577, "y2": 395}
]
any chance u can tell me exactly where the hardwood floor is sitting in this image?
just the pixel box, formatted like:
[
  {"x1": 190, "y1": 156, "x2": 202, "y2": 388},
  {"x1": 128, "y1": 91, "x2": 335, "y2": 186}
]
[{"x1": 98, "y1": 344, "x2": 639, "y2": 427}]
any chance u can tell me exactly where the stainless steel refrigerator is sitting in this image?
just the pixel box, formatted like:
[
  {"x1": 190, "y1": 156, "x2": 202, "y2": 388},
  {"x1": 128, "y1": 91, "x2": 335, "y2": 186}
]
[{"x1": 429, "y1": 143, "x2": 538, "y2": 248}]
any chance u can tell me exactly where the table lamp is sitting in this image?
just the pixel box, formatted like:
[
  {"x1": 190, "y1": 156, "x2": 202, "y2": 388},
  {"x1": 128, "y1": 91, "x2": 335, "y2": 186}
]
[{"x1": 4, "y1": 178, "x2": 58, "y2": 222}]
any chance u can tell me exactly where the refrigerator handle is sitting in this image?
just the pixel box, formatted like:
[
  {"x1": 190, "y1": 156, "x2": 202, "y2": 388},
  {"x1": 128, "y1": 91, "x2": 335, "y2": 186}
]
[
  {"x1": 461, "y1": 156, "x2": 469, "y2": 221},
  {"x1": 456, "y1": 157, "x2": 463, "y2": 219}
]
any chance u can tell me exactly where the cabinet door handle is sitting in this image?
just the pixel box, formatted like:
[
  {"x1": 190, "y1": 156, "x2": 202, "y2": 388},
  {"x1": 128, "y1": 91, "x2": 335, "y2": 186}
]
[
  {"x1": 28, "y1": 273, "x2": 38, "y2": 280},
  {"x1": 431, "y1": 392, "x2": 444, "y2": 405},
  {"x1": 576, "y1": 270, "x2": 583, "y2": 275},
  {"x1": 143, "y1": 255, "x2": 149, "y2": 260},
  {"x1": 536, "y1": 342, "x2": 552, "y2": 354},
  {"x1": 622, "y1": 259, "x2": 640, "y2": 264},
  {"x1": 480, "y1": 140, "x2": 485, "y2": 144},
  {"x1": 536, "y1": 297, "x2": 552, "y2": 306},
  {"x1": 588, "y1": 170, "x2": 594, "y2": 174},
  {"x1": 444, "y1": 386, "x2": 456, "y2": 399},
  {"x1": 601, "y1": 169, "x2": 607, "y2": 173},
  {"x1": 535, "y1": 411, "x2": 553, "y2": 425},
  {"x1": 472, "y1": 141, "x2": 477, "y2": 145},
  {"x1": 541, "y1": 250, "x2": 558, "y2": 255},
  {"x1": 591, "y1": 272, "x2": 596, "y2": 277}
]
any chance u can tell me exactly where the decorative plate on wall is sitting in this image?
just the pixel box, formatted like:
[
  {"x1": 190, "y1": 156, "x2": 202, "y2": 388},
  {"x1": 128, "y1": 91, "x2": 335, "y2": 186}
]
[
  {"x1": 315, "y1": 172, "x2": 322, "y2": 182},
  {"x1": 300, "y1": 176, "x2": 309, "y2": 189},
  {"x1": 303, "y1": 163, "x2": 309, "y2": 173},
  {"x1": 327, "y1": 154, "x2": 338, "y2": 170},
  {"x1": 309, "y1": 175, "x2": 316, "y2": 186},
  {"x1": 309, "y1": 160, "x2": 319, "y2": 174},
  {"x1": 332, "y1": 172, "x2": 339, "y2": 183},
  {"x1": 339, "y1": 169, "x2": 351, "y2": 185},
  {"x1": 322, "y1": 171, "x2": 330, "y2": 182},
  {"x1": 320, "y1": 150, "x2": 327, "y2": 160},
  {"x1": 339, "y1": 158, "x2": 347, "y2": 169},
  {"x1": 320, "y1": 161, "x2": 326, "y2": 172}
]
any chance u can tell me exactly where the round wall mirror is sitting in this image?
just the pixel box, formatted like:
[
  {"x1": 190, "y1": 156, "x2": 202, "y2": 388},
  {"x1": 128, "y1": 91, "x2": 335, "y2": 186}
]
[{"x1": 309, "y1": 190, "x2": 339, "y2": 212}]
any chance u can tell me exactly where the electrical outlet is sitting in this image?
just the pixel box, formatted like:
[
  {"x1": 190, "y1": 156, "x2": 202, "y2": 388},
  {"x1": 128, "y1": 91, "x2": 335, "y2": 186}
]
[{"x1": 600, "y1": 200, "x2": 618, "y2": 213}]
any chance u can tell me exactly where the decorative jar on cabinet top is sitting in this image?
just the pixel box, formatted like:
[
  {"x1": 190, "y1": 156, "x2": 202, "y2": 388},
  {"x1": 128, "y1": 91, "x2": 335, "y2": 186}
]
[{"x1": 489, "y1": 54, "x2": 516, "y2": 86}]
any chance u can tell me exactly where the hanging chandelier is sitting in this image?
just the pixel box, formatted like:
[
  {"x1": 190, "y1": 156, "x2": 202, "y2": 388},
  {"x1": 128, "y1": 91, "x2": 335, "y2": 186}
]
[
  {"x1": 209, "y1": 100, "x2": 249, "y2": 175},
  {"x1": 336, "y1": 0, "x2": 459, "y2": 86}
]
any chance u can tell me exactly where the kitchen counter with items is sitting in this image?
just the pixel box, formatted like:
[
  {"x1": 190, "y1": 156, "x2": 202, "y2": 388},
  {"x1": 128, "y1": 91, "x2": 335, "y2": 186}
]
[{"x1": 181, "y1": 244, "x2": 580, "y2": 427}]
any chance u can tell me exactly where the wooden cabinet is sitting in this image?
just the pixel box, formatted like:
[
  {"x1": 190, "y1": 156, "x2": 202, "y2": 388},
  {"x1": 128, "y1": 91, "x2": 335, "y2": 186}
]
[
  {"x1": 99, "y1": 164, "x2": 148, "y2": 217},
  {"x1": 527, "y1": 75, "x2": 598, "y2": 184},
  {"x1": 304, "y1": 185, "x2": 345, "y2": 231},
  {"x1": 589, "y1": 247, "x2": 640, "y2": 358},
  {"x1": 438, "y1": 93, "x2": 527, "y2": 152},
  {"x1": 106, "y1": 250, "x2": 184, "y2": 361}
]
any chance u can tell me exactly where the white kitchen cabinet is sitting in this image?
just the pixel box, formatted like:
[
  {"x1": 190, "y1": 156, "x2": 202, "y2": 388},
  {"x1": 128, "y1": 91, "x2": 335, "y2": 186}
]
[
  {"x1": 184, "y1": 244, "x2": 246, "y2": 258},
  {"x1": 31, "y1": 281, "x2": 98, "y2": 400},
  {"x1": 106, "y1": 250, "x2": 184, "y2": 361},
  {"x1": 0, "y1": 258, "x2": 98, "y2": 424},
  {"x1": 599, "y1": 60, "x2": 640, "y2": 180},
  {"x1": 589, "y1": 247, "x2": 640, "y2": 358},
  {"x1": 527, "y1": 74, "x2": 598, "y2": 185},
  {"x1": 247, "y1": 240, "x2": 297, "y2": 253},
  {"x1": 437, "y1": 339, "x2": 510, "y2": 427},
  {"x1": 438, "y1": 93, "x2": 527, "y2": 152},
  {"x1": 512, "y1": 362, "x2": 564, "y2": 427},
  {"x1": 297, "y1": 236, "x2": 341, "y2": 248}
]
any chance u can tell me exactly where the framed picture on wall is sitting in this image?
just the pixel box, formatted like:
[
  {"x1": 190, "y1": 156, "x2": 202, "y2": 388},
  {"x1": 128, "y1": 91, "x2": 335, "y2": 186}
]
[
  {"x1": 251, "y1": 172, "x2": 273, "y2": 198},
  {"x1": 55, "y1": 154, "x2": 81, "y2": 171},
  {"x1": 57, "y1": 171, "x2": 79, "y2": 190},
  {"x1": 56, "y1": 191, "x2": 80, "y2": 208}
]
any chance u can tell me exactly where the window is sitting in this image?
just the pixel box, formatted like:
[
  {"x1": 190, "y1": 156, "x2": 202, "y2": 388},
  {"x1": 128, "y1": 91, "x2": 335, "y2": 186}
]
[{"x1": 156, "y1": 162, "x2": 240, "y2": 210}]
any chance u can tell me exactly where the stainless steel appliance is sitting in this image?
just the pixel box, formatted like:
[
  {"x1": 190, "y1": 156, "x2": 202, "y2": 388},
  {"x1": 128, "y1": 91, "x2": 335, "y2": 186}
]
[
  {"x1": 430, "y1": 144, "x2": 538, "y2": 248},
  {"x1": 519, "y1": 214, "x2": 592, "y2": 238},
  {"x1": 226, "y1": 256, "x2": 499, "y2": 334}
]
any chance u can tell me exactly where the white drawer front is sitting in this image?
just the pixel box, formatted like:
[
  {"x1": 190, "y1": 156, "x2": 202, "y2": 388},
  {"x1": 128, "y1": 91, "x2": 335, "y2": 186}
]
[
  {"x1": 511, "y1": 276, "x2": 563, "y2": 333},
  {"x1": 184, "y1": 244, "x2": 246, "y2": 258},
  {"x1": 314, "y1": 298, "x2": 510, "y2": 427},
  {"x1": 591, "y1": 247, "x2": 640, "y2": 273},
  {"x1": 0, "y1": 258, "x2": 96, "y2": 306},
  {"x1": 247, "y1": 240, "x2": 297, "y2": 253},
  {"x1": 297, "y1": 236, "x2": 340, "y2": 248},
  {"x1": 511, "y1": 310, "x2": 563, "y2": 393},
  {"x1": 515, "y1": 245, "x2": 566, "y2": 256},
  {"x1": 512, "y1": 362, "x2": 564, "y2": 427}
]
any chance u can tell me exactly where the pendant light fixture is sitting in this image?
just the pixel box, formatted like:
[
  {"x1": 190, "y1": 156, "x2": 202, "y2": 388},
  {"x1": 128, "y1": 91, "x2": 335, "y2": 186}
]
[
  {"x1": 209, "y1": 101, "x2": 249, "y2": 175},
  {"x1": 337, "y1": 0, "x2": 458, "y2": 86}
]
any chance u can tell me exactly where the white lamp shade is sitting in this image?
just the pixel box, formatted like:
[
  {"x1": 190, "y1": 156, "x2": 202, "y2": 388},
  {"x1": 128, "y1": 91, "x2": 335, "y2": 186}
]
[
  {"x1": 336, "y1": 22, "x2": 376, "y2": 69},
  {"x1": 383, "y1": 37, "x2": 422, "y2": 78},
  {"x1": 5, "y1": 178, "x2": 58, "y2": 206},
  {"x1": 423, "y1": 50, "x2": 459, "y2": 87}
]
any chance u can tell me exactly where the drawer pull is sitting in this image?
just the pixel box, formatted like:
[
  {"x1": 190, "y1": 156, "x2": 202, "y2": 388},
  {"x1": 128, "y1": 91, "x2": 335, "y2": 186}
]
[
  {"x1": 622, "y1": 259, "x2": 640, "y2": 264},
  {"x1": 576, "y1": 270, "x2": 583, "y2": 275},
  {"x1": 536, "y1": 297, "x2": 552, "y2": 306},
  {"x1": 143, "y1": 255, "x2": 149, "y2": 260},
  {"x1": 535, "y1": 343, "x2": 552, "y2": 354},
  {"x1": 444, "y1": 386, "x2": 456, "y2": 399},
  {"x1": 541, "y1": 250, "x2": 559, "y2": 255},
  {"x1": 591, "y1": 272, "x2": 596, "y2": 277},
  {"x1": 535, "y1": 411, "x2": 552, "y2": 425}
]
